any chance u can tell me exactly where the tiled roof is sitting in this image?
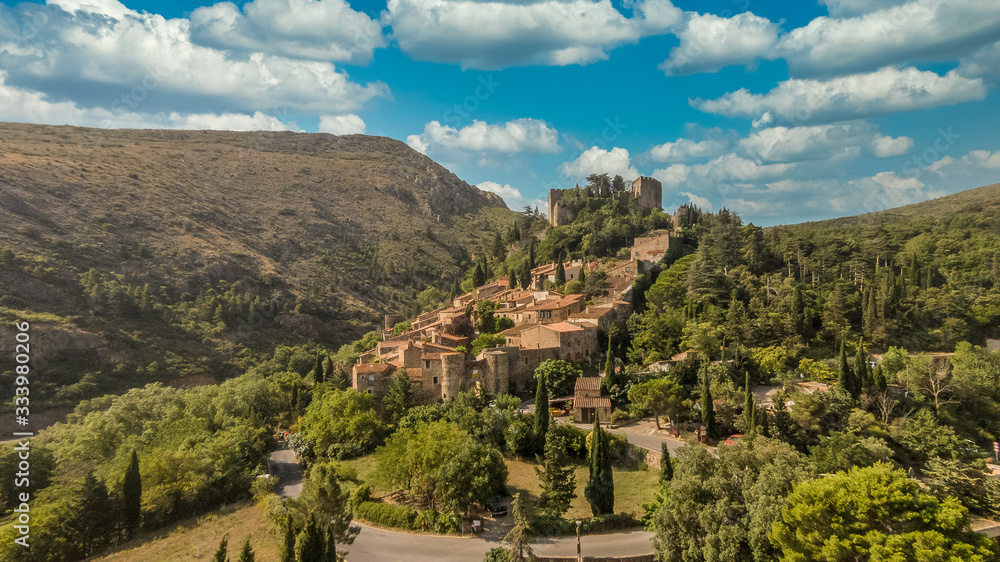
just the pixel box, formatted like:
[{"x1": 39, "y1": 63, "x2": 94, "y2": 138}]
[
  {"x1": 545, "y1": 322, "x2": 584, "y2": 333},
  {"x1": 355, "y1": 363, "x2": 393, "y2": 373},
  {"x1": 575, "y1": 377, "x2": 602, "y2": 391},
  {"x1": 574, "y1": 395, "x2": 611, "y2": 409}
]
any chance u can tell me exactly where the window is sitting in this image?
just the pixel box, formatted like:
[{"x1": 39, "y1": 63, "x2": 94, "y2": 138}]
[
  {"x1": 424, "y1": 360, "x2": 431, "y2": 369},
  {"x1": 368, "y1": 374, "x2": 375, "y2": 385},
  {"x1": 366, "y1": 389, "x2": 372, "y2": 395},
  {"x1": 433, "y1": 376, "x2": 439, "y2": 384}
]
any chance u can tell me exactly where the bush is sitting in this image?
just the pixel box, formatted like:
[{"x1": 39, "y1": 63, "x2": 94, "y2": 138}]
[
  {"x1": 355, "y1": 501, "x2": 418, "y2": 530},
  {"x1": 484, "y1": 547, "x2": 508, "y2": 562},
  {"x1": 610, "y1": 409, "x2": 632, "y2": 426},
  {"x1": 553, "y1": 424, "x2": 589, "y2": 459},
  {"x1": 350, "y1": 484, "x2": 371, "y2": 509},
  {"x1": 529, "y1": 512, "x2": 641, "y2": 536}
]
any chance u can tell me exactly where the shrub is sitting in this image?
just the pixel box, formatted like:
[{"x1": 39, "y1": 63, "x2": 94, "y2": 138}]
[
  {"x1": 484, "y1": 547, "x2": 508, "y2": 562},
  {"x1": 355, "y1": 501, "x2": 418, "y2": 530},
  {"x1": 529, "y1": 512, "x2": 641, "y2": 536},
  {"x1": 610, "y1": 409, "x2": 632, "y2": 426}
]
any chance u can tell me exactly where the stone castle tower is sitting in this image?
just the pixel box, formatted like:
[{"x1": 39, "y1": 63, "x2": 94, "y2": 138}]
[{"x1": 631, "y1": 176, "x2": 662, "y2": 211}]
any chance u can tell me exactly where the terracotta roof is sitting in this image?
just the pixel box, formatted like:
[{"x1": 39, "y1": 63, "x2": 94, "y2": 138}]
[
  {"x1": 545, "y1": 322, "x2": 584, "y2": 333},
  {"x1": 574, "y1": 395, "x2": 611, "y2": 409},
  {"x1": 355, "y1": 363, "x2": 393, "y2": 373},
  {"x1": 575, "y1": 377, "x2": 602, "y2": 391},
  {"x1": 501, "y1": 323, "x2": 537, "y2": 336}
]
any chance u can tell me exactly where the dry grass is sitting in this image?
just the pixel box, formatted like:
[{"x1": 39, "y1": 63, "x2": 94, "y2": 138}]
[{"x1": 94, "y1": 501, "x2": 280, "y2": 562}]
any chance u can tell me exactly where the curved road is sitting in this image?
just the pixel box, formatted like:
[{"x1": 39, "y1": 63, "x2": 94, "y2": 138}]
[{"x1": 344, "y1": 523, "x2": 653, "y2": 562}]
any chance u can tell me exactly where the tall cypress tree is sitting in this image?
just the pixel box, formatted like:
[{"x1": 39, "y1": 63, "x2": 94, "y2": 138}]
[
  {"x1": 528, "y1": 241, "x2": 536, "y2": 270},
  {"x1": 839, "y1": 341, "x2": 858, "y2": 399},
  {"x1": 743, "y1": 371, "x2": 756, "y2": 436},
  {"x1": 555, "y1": 261, "x2": 566, "y2": 285},
  {"x1": 512, "y1": 220, "x2": 521, "y2": 242},
  {"x1": 280, "y1": 517, "x2": 296, "y2": 562},
  {"x1": 534, "y1": 373, "x2": 550, "y2": 451},
  {"x1": 509, "y1": 269, "x2": 518, "y2": 290},
  {"x1": 296, "y1": 514, "x2": 324, "y2": 562},
  {"x1": 324, "y1": 526, "x2": 337, "y2": 562},
  {"x1": 311, "y1": 351, "x2": 323, "y2": 383},
  {"x1": 213, "y1": 535, "x2": 229, "y2": 562},
  {"x1": 122, "y1": 449, "x2": 142, "y2": 538},
  {"x1": 659, "y1": 442, "x2": 673, "y2": 484},
  {"x1": 584, "y1": 413, "x2": 614, "y2": 515},
  {"x1": 855, "y1": 339, "x2": 871, "y2": 390},
  {"x1": 535, "y1": 429, "x2": 576, "y2": 516},
  {"x1": 700, "y1": 366, "x2": 715, "y2": 439},
  {"x1": 604, "y1": 338, "x2": 615, "y2": 388},
  {"x1": 238, "y1": 537, "x2": 255, "y2": 562},
  {"x1": 472, "y1": 262, "x2": 486, "y2": 287}
]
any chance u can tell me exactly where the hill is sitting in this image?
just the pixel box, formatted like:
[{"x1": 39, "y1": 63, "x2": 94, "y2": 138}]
[{"x1": 0, "y1": 122, "x2": 515, "y2": 405}]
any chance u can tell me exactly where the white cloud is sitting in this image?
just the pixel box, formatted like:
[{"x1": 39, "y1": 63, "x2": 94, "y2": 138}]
[
  {"x1": 0, "y1": 71, "x2": 297, "y2": 130},
  {"x1": 927, "y1": 149, "x2": 1000, "y2": 175},
  {"x1": 318, "y1": 114, "x2": 366, "y2": 135},
  {"x1": 384, "y1": 0, "x2": 682, "y2": 69},
  {"x1": 958, "y1": 39, "x2": 1000, "y2": 78},
  {"x1": 647, "y1": 137, "x2": 728, "y2": 162},
  {"x1": 693, "y1": 67, "x2": 986, "y2": 126},
  {"x1": 190, "y1": 0, "x2": 385, "y2": 64},
  {"x1": 475, "y1": 181, "x2": 545, "y2": 210},
  {"x1": 871, "y1": 134, "x2": 914, "y2": 157},
  {"x1": 778, "y1": 0, "x2": 1000, "y2": 77},
  {"x1": 660, "y1": 11, "x2": 779, "y2": 76},
  {"x1": 47, "y1": 0, "x2": 131, "y2": 19},
  {"x1": 407, "y1": 119, "x2": 561, "y2": 156},
  {"x1": 819, "y1": 0, "x2": 910, "y2": 18},
  {"x1": 558, "y1": 146, "x2": 639, "y2": 181},
  {"x1": 0, "y1": 3, "x2": 387, "y2": 117},
  {"x1": 652, "y1": 163, "x2": 690, "y2": 187},
  {"x1": 678, "y1": 191, "x2": 712, "y2": 211}
]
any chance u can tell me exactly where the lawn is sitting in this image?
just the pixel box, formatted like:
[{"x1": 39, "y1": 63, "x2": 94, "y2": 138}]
[
  {"x1": 504, "y1": 457, "x2": 659, "y2": 520},
  {"x1": 96, "y1": 501, "x2": 280, "y2": 561}
]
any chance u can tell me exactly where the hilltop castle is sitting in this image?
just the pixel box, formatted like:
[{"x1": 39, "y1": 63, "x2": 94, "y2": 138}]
[{"x1": 547, "y1": 176, "x2": 662, "y2": 227}]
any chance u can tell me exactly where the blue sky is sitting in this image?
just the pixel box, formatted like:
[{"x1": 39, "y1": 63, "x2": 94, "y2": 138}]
[{"x1": 1, "y1": 0, "x2": 999, "y2": 224}]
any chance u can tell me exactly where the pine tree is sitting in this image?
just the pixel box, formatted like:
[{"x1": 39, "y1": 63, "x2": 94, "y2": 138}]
[
  {"x1": 773, "y1": 398, "x2": 795, "y2": 441},
  {"x1": 659, "y1": 442, "x2": 673, "y2": 484},
  {"x1": 535, "y1": 429, "x2": 576, "y2": 516},
  {"x1": 213, "y1": 535, "x2": 229, "y2": 562},
  {"x1": 238, "y1": 538, "x2": 255, "y2": 562},
  {"x1": 700, "y1": 365, "x2": 715, "y2": 439},
  {"x1": 76, "y1": 471, "x2": 113, "y2": 556},
  {"x1": 584, "y1": 413, "x2": 615, "y2": 515},
  {"x1": 534, "y1": 373, "x2": 550, "y2": 451},
  {"x1": 280, "y1": 516, "x2": 296, "y2": 562},
  {"x1": 743, "y1": 371, "x2": 756, "y2": 436},
  {"x1": 296, "y1": 514, "x2": 325, "y2": 562},
  {"x1": 872, "y1": 364, "x2": 887, "y2": 392},
  {"x1": 122, "y1": 449, "x2": 142, "y2": 539}
]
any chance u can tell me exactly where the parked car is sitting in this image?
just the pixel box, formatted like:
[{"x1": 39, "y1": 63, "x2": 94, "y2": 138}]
[
  {"x1": 724, "y1": 434, "x2": 743, "y2": 446},
  {"x1": 488, "y1": 498, "x2": 507, "y2": 517}
]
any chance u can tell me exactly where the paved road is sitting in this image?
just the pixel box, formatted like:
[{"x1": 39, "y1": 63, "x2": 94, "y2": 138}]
[
  {"x1": 344, "y1": 522, "x2": 653, "y2": 561},
  {"x1": 268, "y1": 442, "x2": 303, "y2": 499}
]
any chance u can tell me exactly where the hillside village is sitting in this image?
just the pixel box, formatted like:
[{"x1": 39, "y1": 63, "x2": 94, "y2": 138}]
[{"x1": 352, "y1": 177, "x2": 675, "y2": 420}]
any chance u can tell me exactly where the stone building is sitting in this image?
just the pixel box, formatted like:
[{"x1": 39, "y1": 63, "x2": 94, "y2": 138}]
[
  {"x1": 573, "y1": 377, "x2": 611, "y2": 423},
  {"x1": 547, "y1": 176, "x2": 664, "y2": 226}
]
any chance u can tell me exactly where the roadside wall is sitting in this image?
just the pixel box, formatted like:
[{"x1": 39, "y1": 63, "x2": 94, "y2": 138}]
[{"x1": 536, "y1": 555, "x2": 654, "y2": 562}]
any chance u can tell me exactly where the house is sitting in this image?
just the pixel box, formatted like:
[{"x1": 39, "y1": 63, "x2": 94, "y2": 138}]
[
  {"x1": 520, "y1": 294, "x2": 585, "y2": 325},
  {"x1": 529, "y1": 260, "x2": 583, "y2": 290},
  {"x1": 573, "y1": 377, "x2": 611, "y2": 424},
  {"x1": 520, "y1": 322, "x2": 597, "y2": 363},
  {"x1": 631, "y1": 230, "x2": 672, "y2": 264},
  {"x1": 352, "y1": 363, "x2": 395, "y2": 400}
]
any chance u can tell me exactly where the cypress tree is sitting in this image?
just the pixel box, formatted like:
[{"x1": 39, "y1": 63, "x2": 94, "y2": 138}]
[
  {"x1": 312, "y1": 351, "x2": 323, "y2": 383},
  {"x1": 472, "y1": 263, "x2": 486, "y2": 287},
  {"x1": 584, "y1": 413, "x2": 614, "y2": 515},
  {"x1": 773, "y1": 398, "x2": 795, "y2": 441},
  {"x1": 873, "y1": 364, "x2": 887, "y2": 392},
  {"x1": 743, "y1": 371, "x2": 756, "y2": 436},
  {"x1": 509, "y1": 269, "x2": 518, "y2": 290},
  {"x1": 528, "y1": 242, "x2": 536, "y2": 270},
  {"x1": 512, "y1": 220, "x2": 521, "y2": 242},
  {"x1": 579, "y1": 266, "x2": 586, "y2": 285},
  {"x1": 324, "y1": 526, "x2": 336, "y2": 562},
  {"x1": 659, "y1": 442, "x2": 673, "y2": 484},
  {"x1": 839, "y1": 341, "x2": 858, "y2": 399},
  {"x1": 534, "y1": 373, "x2": 550, "y2": 450},
  {"x1": 296, "y1": 514, "x2": 324, "y2": 562},
  {"x1": 535, "y1": 428, "x2": 576, "y2": 516},
  {"x1": 77, "y1": 471, "x2": 113, "y2": 557},
  {"x1": 855, "y1": 339, "x2": 871, "y2": 389},
  {"x1": 122, "y1": 449, "x2": 142, "y2": 538},
  {"x1": 213, "y1": 535, "x2": 229, "y2": 562},
  {"x1": 555, "y1": 261, "x2": 566, "y2": 285},
  {"x1": 238, "y1": 538, "x2": 255, "y2": 562},
  {"x1": 451, "y1": 278, "x2": 461, "y2": 298},
  {"x1": 280, "y1": 516, "x2": 296, "y2": 562},
  {"x1": 700, "y1": 365, "x2": 715, "y2": 439},
  {"x1": 604, "y1": 338, "x2": 615, "y2": 387}
]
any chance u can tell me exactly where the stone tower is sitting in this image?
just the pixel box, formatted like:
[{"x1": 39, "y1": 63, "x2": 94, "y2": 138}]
[{"x1": 631, "y1": 176, "x2": 662, "y2": 211}]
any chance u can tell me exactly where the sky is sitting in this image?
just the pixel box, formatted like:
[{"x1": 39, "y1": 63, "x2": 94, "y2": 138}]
[{"x1": 0, "y1": 0, "x2": 999, "y2": 225}]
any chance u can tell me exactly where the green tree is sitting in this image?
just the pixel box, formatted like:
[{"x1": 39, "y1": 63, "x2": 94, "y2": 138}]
[
  {"x1": 280, "y1": 516, "x2": 296, "y2": 562},
  {"x1": 534, "y1": 359, "x2": 582, "y2": 398},
  {"x1": 296, "y1": 464, "x2": 360, "y2": 553},
  {"x1": 509, "y1": 269, "x2": 518, "y2": 290},
  {"x1": 75, "y1": 471, "x2": 114, "y2": 557},
  {"x1": 772, "y1": 463, "x2": 998, "y2": 561},
  {"x1": 122, "y1": 449, "x2": 142, "y2": 538},
  {"x1": 855, "y1": 339, "x2": 871, "y2": 389},
  {"x1": 512, "y1": 220, "x2": 522, "y2": 242},
  {"x1": 311, "y1": 351, "x2": 324, "y2": 383},
  {"x1": 384, "y1": 370, "x2": 412, "y2": 425},
  {"x1": 473, "y1": 262, "x2": 486, "y2": 287},
  {"x1": 534, "y1": 373, "x2": 550, "y2": 450},
  {"x1": 700, "y1": 365, "x2": 716, "y2": 438},
  {"x1": 213, "y1": 534, "x2": 229, "y2": 562},
  {"x1": 296, "y1": 513, "x2": 325, "y2": 562},
  {"x1": 238, "y1": 537, "x2": 255, "y2": 562},
  {"x1": 505, "y1": 493, "x2": 534, "y2": 562},
  {"x1": 659, "y1": 442, "x2": 673, "y2": 484},
  {"x1": 535, "y1": 428, "x2": 575, "y2": 516},
  {"x1": 628, "y1": 377, "x2": 684, "y2": 430},
  {"x1": 838, "y1": 341, "x2": 859, "y2": 399},
  {"x1": 555, "y1": 260, "x2": 566, "y2": 285},
  {"x1": 584, "y1": 414, "x2": 614, "y2": 515},
  {"x1": 476, "y1": 299, "x2": 498, "y2": 334},
  {"x1": 743, "y1": 371, "x2": 756, "y2": 436},
  {"x1": 299, "y1": 389, "x2": 386, "y2": 460}
]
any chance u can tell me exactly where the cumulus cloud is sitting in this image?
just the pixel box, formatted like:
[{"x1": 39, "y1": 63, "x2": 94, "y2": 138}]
[
  {"x1": 406, "y1": 119, "x2": 561, "y2": 156},
  {"x1": 693, "y1": 67, "x2": 986, "y2": 126},
  {"x1": 558, "y1": 146, "x2": 639, "y2": 181},
  {"x1": 958, "y1": 39, "x2": 1000, "y2": 78},
  {"x1": 660, "y1": 12, "x2": 779, "y2": 76},
  {"x1": 927, "y1": 149, "x2": 1000, "y2": 175},
  {"x1": 318, "y1": 114, "x2": 366, "y2": 135},
  {"x1": 190, "y1": 0, "x2": 385, "y2": 64},
  {"x1": 647, "y1": 137, "x2": 729, "y2": 162},
  {"x1": 678, "y1": 191, "x2": 713, "y2": 211},
  {"x1": 384, "y1": 0, "x2": 682, "y2": 69},
  {"x1": 476, "y1": 181, "x2": 545, "y2": 210},
  {"x1": 0, "y1": 71, "x2": 297, "y2": 130},
  {"x1": 739, "y1": 123, "x2": 912, "y2": 162},
  {"x1": 652, "y1": 164, "x2": 690, "y2": 187},
  {"x1": 0, "y1": 2, "x2": 387, "y2": 119},
  {"x1": 778, "y1": 0, "x2": 1000, "y2": 77},
  {"x1": 819, "y1": 0, "x2": 910, "y2": 18}
]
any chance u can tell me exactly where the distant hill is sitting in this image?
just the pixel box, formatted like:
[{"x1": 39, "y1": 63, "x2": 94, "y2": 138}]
[{"x1": 0, "y1": 123, "x2": 514, "y2": 403}]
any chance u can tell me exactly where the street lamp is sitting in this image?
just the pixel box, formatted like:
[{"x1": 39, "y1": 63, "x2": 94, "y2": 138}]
[{"x1": 576, "y1": 520, "x2": 582, "y2": 562}]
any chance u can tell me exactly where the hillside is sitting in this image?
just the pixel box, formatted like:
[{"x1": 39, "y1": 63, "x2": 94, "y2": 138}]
[{"x1": 0, "y1": 122, "x2": 515, "y2": 405}]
